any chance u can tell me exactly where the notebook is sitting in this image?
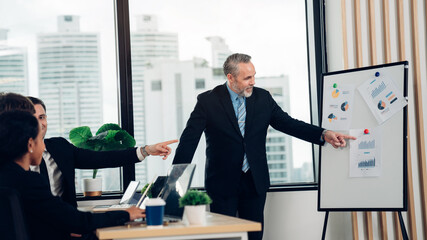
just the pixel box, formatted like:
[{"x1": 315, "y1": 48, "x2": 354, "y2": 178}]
[{"x1": 92, "y1": 180, "x2": 140, "y2": 212}]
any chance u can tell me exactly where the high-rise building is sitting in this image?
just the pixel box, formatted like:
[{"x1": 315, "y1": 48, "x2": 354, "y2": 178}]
[
  {"x1": 131, "y1": 15, "x2": 179, "y2": 182},
  {"x1": 256, "y1": 76, "x2": 293, "y2": 183},
  {"x1": 206, "y1": 36, "x2": 232, "y2": 69},
  {"x1": 37, "y1": 15, "x2": 107, "y2": 191},
  {"x1": 0, "y1": 29, "x2": 29, "y2": 95},
  {"x1": 207, "y1": 36, "x2": 232, "y2": 80},
  {"x1": 38, "y1": 15, "x2": 103, "y2": 138},
  {"x1": 143, "y1": 58, "x2": 213, "y2": 187},
  {"x1": 291, "y1": 162, "x2": 313, "y2": 182}
]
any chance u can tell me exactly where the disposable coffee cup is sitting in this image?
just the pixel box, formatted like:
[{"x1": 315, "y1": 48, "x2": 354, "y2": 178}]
[{"x1": 145, "y1": 198, "x2": 165, "y2": 228}]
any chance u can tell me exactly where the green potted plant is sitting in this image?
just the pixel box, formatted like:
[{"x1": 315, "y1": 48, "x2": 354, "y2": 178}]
[
  {"x1": 179, "y1": 190, "x2": 212, "y2": 225},
  {"x1": 69, "y1": 123, "x2": 136, "y2": 196},
  {"x1": 141, "y1": 183, "x2": 154, "y2": 197}
]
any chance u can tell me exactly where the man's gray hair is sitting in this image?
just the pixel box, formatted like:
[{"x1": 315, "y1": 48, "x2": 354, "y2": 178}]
[{"x1": 223, "y1": 53, "x2": 252, "y2": 78}]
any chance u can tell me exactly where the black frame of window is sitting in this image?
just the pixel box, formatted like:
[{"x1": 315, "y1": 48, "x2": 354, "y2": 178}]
[
  {"x1": 80, "y1": 0, "x2": 327, "y2": 199},
  {"x1": 310, "y1": 0, "x2": 328, "y2": 186},
  {"x1": 115, "y1": 0, "x2": 136, "y2": 190}
]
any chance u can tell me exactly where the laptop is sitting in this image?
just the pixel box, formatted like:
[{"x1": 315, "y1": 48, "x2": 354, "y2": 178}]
[
  {"x1": 122, "y1": 164, "x2": 196, "y2": 225},
  {"x1": 149, "y1": 176, "x2": 167, "y2": 198},
  {"x1": 158, "y1": 163, "x2": 196, "y2": 222},
  {"x1": 92, "y1": 180, "x2": 140, "y2": 212}
]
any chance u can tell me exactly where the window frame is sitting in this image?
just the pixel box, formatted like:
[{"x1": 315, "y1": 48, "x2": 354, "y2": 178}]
[{"x1": 79, "y1": 0, "x2": 327, "y2": 200}]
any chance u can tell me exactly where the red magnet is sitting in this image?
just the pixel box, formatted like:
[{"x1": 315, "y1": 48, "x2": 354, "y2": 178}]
[{"x1": 364, "y1": 129, "x2": 369, "y2": 134}]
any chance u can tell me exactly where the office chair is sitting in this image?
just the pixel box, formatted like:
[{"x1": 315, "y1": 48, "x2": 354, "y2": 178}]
[{"x1": 0, "y1": 187, "x2": 29, "y2": 240}]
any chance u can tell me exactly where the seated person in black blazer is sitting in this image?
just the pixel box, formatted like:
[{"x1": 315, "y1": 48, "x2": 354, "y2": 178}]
[
  {"x1": 25, "y1": 96, "x2": 177, "y2": 207},
  {"x1": 0, "y1": 111, "x2": 146, "y2": 240}
]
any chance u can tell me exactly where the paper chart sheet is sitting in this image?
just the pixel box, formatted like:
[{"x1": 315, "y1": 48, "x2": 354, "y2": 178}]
[
  {"x1": 357, "y1": 75, "x2": 407, "y2": 124},
  {"x1": 349, "y1": 128, "x2": 382, "y2": 177},
  {"x1": 322, "y1": 84, "x2": 355, "y2": 130}
]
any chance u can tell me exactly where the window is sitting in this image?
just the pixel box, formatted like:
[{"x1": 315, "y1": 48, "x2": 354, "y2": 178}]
[
  {"x1": 0, "y1": 0, "x2": 122, "y2": 194},
  {"x1": 195, "y1": 78, "x2": 205, "y2": 89},
  {"x1": 151, "y1": 80, "x2": 162, "y2": 91},
  {"x1": 129, "y1": 0, "x2": 317, "y2": 187},
  {"x1": 1, "y1": 0, "x2": 323, "y2": 194}
]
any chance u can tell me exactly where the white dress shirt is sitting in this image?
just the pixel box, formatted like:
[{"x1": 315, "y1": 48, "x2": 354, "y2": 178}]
[{"x1": 30, "y1": 147, "x2": 145, "y2": 196}]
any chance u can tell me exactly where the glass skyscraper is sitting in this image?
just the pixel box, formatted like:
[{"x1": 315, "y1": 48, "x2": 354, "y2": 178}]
[
  {"x1": 0, "y1": 29, "x2": 28, "y2": 95},
  {"x1": 131, "y1": 15, "x2": 179, "y2": 183},
  {"x1": 38, "y1": 15, "x2": 103, "y2": 138},
  {"x1": 37, "y1": 15, "x2": 109, "y2": 192}
]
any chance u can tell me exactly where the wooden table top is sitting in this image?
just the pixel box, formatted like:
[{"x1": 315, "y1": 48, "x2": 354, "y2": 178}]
[{"x1": 96, "y1": 212, "x2": 261, "y2": 239}]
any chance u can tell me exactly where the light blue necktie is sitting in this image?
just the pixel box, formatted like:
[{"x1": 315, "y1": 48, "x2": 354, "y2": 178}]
[{"x1": 237, "y1": 97, "x2": 249, "y2": 172}]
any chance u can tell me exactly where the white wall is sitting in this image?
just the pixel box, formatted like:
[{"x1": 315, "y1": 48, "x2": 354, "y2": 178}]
[
  {"x1": 264, "y1": 191, "x2": 324, "y2": 239},
  {"x1": 264, "y1": 1, "x2": 427, "y2": 240}
]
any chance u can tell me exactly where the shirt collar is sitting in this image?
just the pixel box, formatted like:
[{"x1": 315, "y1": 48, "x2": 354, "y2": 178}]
[{"x1": 226, "y1": 82, "x2": 241, "y2": 101}]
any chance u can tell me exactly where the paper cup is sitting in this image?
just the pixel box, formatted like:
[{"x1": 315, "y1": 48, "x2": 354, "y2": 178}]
[{"x1": 145, "y1": 198, "x2": 165, "y2": 228}]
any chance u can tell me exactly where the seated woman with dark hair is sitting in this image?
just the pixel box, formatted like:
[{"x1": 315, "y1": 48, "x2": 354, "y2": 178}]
[
  {"x1": 0, "y1": 111, "x2": 145, "y2": 240},
  {"x1": 0, "y1": 92, "x2": 35, "y2": 114}
]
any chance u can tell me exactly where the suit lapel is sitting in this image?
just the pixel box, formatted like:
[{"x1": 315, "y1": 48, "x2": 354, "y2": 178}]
[
  {"x1": 245, "y1": 91, "x2": 255, "y2": 135},
  {"x1": 218, "y1": 83, "x2": 243, "y2": 137}
]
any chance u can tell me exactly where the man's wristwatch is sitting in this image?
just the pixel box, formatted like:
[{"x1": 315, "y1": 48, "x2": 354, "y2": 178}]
[{"x1": 142, "y1": 145, "x2": 150, "y2": 158}]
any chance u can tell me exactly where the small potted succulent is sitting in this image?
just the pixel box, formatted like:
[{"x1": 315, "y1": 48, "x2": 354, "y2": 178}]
[
  {"x1": 69, "y1": 123, "x2": 136, "y2": 196},
  {"x1": 179, "y1": 190, "x2": 212, "y2": 225}
]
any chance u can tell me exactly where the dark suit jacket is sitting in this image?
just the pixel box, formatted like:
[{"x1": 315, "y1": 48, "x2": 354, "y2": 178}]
[
  {"x1": 44, "y1": 137, "x2": 140, "y2": 207},
  {"x1": 173, "y1": 84, "x2": 324, "y2": 197},
  {"x1": 0, "y1": 162, "x2": 129, "y2": 240}
]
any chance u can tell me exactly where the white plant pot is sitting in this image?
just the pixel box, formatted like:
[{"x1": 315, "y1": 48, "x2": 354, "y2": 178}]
[
  {"x1": 184, "y1": 205, "x2": 207, "y2": 225},
  {"x1": 83, "y1": 178, "x2": 102, "y2": 197}
]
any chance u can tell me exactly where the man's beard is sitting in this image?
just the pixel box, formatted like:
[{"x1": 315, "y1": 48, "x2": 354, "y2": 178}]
[{"x1": 231, "y1": 81, "x2": 253, "y2": 98}]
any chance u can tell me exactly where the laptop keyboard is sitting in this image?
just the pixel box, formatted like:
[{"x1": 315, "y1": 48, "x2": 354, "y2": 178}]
[{"x1": 109, "y1": 204, "x2": 134, "y2": 209}]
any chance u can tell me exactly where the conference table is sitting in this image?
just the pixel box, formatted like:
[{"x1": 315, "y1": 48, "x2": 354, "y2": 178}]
[{"x1": 96, "y1": 212, "x2": 261, "y2": 240}]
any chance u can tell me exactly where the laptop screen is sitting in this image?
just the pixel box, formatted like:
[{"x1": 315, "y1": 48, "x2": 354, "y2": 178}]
[
  {"x1": 160, "y1": 164, "x2": 196, "y2": 220},
  {"x1": 119, "y1": 181, "x2": 140, "y2": 204},
  {"x1": 150, "y1": 176, "x2": 167, "y2": 198}
]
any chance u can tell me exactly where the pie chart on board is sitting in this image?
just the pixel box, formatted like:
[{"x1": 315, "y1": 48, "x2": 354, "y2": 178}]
[
  {"x1": 332, "y1": 89, "x2": 340, "y2": 98},
  {"x1": 328, "y1": 113, "x2": 337, "y2": 122},
  {"x1": 378, "y1": 100, "x2": 386, "y2": 110},
  {"x1": 341, "y1": 101, "x2": 349, "y2": 111}
]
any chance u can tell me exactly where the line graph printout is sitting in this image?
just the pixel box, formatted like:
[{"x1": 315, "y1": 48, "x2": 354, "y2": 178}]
[
  {"x1": 349, "y1": 128, "x2": 382, "y2": 177},
  {"x1": 322, "y1": 84, "x2": 355, "y2": 130},
  {"x1": 358, "y1": 75, "x2": 407, "y2": 124}
]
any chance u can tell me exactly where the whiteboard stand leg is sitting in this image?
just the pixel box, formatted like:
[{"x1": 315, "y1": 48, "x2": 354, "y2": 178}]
[
  {"x1": 321, "y1": 211, "x2": 329, "y2": 240},
  {"x1": 398, "y1": 211, "x2": 409, "y2": 240}
]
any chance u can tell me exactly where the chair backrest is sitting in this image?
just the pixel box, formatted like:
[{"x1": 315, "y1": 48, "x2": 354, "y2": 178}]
[{"x1": 0, "y1": 187, "x2": 29, "y2": 240}]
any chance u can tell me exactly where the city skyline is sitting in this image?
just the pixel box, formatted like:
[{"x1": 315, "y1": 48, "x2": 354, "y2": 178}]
[{"x1": 0, "y1": 2, "x2": 315, "y2": 191}]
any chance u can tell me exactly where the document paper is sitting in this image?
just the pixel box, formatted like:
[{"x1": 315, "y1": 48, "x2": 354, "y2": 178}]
[
  {"x1": 322, "y1": 84, "x2": 355, "y2": 130},
  {"x1": 357, "y1": 75, "x2": 407, "y2": 124},
  {"x1": 349, "y1": 128, "x2": 382, "y2": 177}
]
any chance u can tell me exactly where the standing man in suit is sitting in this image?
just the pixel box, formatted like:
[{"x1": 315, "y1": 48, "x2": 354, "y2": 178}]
[
  {"x1": 27, "y1": 96, "x2": 178, "y2": 208},
  {"x1": 172, "y1": 53, "x2": 355, "y2": 240}
]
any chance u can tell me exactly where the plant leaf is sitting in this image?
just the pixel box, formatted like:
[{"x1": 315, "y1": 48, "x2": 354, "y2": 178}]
[
  {"x1": 69, "y1": 123, "x2": 136, "y2": 180},
  {"x1": 115, "y1": 130, "x2": 136, "y2": 148},
  {"x1": 69, "y1": 126, "x2": 93, "y2": 149},
  {"x1": 96, "y1": 123, "x2": 122, "y2": 135},
  {"x1": 141, "y1": 183, "x2": 153, "y2": 198},
  {"x1": 86, "y1": 131, "x2": 108, "y2": 151}
]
